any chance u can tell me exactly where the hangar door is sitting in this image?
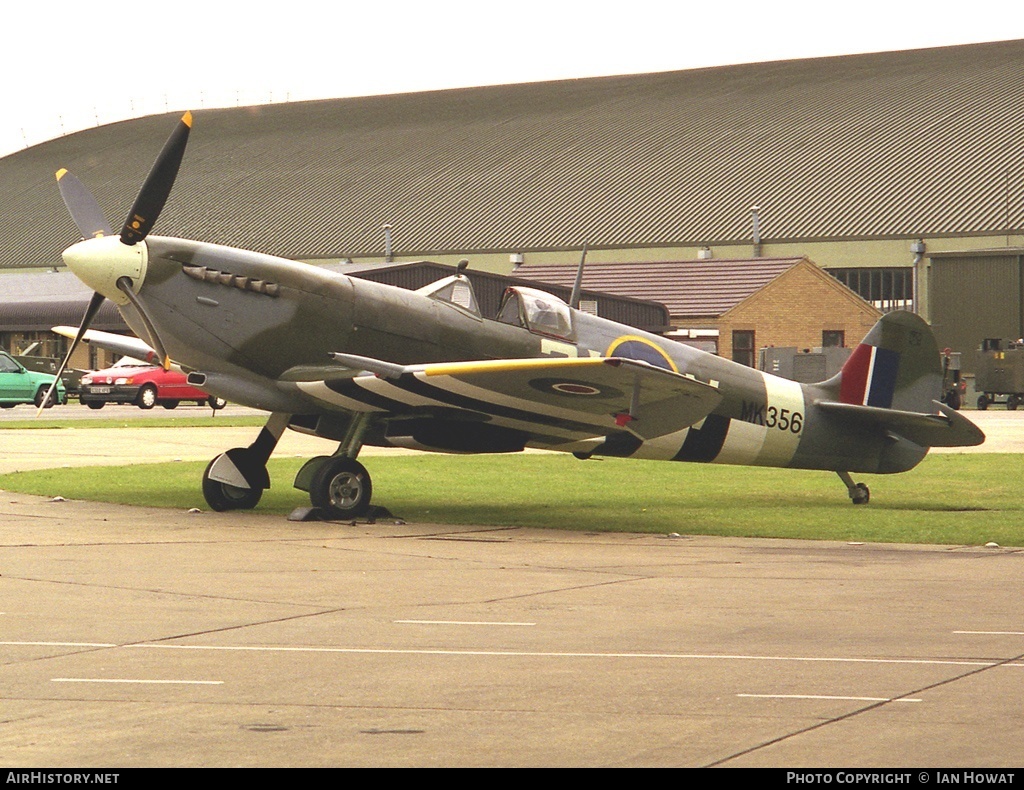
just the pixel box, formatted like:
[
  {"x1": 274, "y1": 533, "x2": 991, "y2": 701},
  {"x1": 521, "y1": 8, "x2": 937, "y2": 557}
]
[{"x1": 929, "y1": 251, "x2": 1024, "y2": 375}]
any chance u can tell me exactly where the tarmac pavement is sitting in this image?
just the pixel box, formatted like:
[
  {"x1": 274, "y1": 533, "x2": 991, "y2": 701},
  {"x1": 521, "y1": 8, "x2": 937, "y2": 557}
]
[{"x1": 0, "y1": 405, "x2": 1022, "y2": 767}]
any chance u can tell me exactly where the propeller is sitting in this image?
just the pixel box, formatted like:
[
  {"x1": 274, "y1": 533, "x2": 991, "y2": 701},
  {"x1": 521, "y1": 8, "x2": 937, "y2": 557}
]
[
  {"x1": 35, "y1": 291, "x2": 105, "y2": 415},
  {"x1": 56, "y1": 169, "x2": 113, "y2": 239},
  {"x1": 120, "y1": 111, "x2": 192, "y2": 245},
  {"x1": 41, "y1": 112, "x2": 194, "y2": 414}
]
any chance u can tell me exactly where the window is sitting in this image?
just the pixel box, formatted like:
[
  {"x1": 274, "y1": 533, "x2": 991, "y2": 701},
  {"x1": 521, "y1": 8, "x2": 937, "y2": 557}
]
[
  {"x1": 732, "y1": 330, "x2": 756, "y2": 367},
  {"x1": 497, "y1": 287, "x2": 575, "y2": 341},
  {"x1": 0, "y1": 352, "x2": 21, "y2": 373},
  {"x1": 822, "y1": 330, "x2": 845, "y2": 348},
  {"x1": 497, "y1": 292, "x2": 524, "y2": 327},
  {"x1": 826, "y1": 267, "x2": 913, "y2": 312},
  {"x1": 416, "y1": 274, "x2": 482, "y2": 319}
]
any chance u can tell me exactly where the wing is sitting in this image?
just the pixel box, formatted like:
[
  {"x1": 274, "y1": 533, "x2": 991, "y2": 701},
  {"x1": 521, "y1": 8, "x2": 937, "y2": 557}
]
[
  {"x1": 289, "y1": 355, "x2": 722, "y2": 450},
  {"x1": 53, "y1": 325, "x2": 164, "y2": 367},
  {"x1": 815, "y1": 399, "x2": 985, "y2": 447}
]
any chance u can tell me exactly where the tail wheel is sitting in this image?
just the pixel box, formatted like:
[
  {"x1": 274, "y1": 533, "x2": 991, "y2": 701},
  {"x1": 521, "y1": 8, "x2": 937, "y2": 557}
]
[{"x1": 310, "y1": 457, "x2": 372, "y2": 520}]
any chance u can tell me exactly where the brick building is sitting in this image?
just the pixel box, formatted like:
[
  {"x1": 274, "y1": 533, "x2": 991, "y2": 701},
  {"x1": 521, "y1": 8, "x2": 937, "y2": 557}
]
[{"x1": 521, "y1": 257, "x2": 882, "y2": 364}]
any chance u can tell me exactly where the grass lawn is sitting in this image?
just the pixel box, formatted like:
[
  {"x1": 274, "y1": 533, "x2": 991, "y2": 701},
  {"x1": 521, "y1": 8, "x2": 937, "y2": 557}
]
[{"x1": 0, "y1": 452, "x2": 1018, "y2": 546}]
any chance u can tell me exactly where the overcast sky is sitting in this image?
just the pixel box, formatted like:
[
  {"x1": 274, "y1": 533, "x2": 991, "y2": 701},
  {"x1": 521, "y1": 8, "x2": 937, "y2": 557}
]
[{"x1": 4, "y1": 0, "x2": 1023, "y2": 157}]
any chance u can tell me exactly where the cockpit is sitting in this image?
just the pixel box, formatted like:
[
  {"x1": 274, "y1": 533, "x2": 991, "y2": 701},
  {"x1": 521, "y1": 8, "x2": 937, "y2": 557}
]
[
  {"x1": 497, "y1": 286, "x2": 574, "y2": 341},
  {"x1": 419, "y1": 273, "x2": 575, "y2": 342}
]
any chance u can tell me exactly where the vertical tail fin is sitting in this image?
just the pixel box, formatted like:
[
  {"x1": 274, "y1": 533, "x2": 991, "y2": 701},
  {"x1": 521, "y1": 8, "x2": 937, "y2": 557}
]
[
  {"x1": 830, "y1": 311, "x2": 941, "y2": 413},
  {"x1": 818, "y1": 311, "x2": 984, "y2": 452}
]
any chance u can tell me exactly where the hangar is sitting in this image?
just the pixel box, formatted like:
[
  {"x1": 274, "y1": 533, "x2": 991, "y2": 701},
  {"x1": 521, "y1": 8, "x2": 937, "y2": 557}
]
[{"x1": 0, "y1": 39, "x2": 1022, "y2": 372}]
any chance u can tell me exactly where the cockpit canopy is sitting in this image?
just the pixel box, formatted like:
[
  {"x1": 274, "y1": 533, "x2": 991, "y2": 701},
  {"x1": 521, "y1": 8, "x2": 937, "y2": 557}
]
[
  {"x1": 497, "y1": 286, "x2": 574, "y2": 341},
  {"x1": 416, "y1": 274, "x2": 482, "y2": 319},
  {"x1": 418, "y1": 275, "x2": 575, "y2": 341}
]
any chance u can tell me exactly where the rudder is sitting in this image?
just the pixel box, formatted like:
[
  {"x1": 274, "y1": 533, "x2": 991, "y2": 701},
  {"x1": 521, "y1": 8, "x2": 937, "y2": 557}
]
[{"x1": 829, "y1": 311, "x2": 941, "y2": 413}]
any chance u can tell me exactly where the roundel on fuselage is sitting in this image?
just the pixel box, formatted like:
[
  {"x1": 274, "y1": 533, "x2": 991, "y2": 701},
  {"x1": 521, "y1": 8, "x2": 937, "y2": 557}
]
[{"x1": 606, "y1": 336, "x2": 678, "y2": 372}]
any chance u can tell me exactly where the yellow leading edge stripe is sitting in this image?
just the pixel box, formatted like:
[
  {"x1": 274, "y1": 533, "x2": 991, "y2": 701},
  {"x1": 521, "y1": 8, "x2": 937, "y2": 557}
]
[{"x1": 423, "y1": 357, "x2": 609, "y2": 377}]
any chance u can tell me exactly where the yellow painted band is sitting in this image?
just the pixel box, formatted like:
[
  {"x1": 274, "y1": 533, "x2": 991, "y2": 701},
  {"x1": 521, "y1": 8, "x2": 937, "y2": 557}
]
[
  {"x1": 423, "y1": 357, "x2": 607, "y2": 377},
  {"x1": 605, "y1": 335, "x2": 679, "y2": 373}
]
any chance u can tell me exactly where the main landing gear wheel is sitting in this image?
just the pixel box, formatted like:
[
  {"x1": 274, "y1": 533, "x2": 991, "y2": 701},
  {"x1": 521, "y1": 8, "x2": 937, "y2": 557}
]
[
  {"x1": 310, "y1": 457, "x2": 373, "y2": 520},
  {"x1": 202, "y1": 414, "x2": 289, "y2": 514},
  {"x1": 202, "y1": 456, "x2": 263, "y2": 511},
  {"x1": 201, "y1": 449, "x2": 267, "y2": 511}
]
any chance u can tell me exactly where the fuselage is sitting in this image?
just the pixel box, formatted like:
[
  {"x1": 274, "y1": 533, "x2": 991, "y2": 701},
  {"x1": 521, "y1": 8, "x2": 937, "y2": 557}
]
[{"x1": 64, "y1": 234, "x2": 930, "y2": 476}]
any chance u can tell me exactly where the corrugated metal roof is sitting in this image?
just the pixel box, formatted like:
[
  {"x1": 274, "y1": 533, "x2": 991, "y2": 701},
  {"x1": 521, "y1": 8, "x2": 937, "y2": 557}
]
[
  {"x1": 2, "y1": 40, "x2": 1024, "y2": 270},
  {"x1": 520, "y1": 258, "x2": 803, "y2": 318}
]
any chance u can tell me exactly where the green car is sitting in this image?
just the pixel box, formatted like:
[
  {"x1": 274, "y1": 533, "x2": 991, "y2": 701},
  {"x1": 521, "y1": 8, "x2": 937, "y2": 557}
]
[{"x1": 0, "y1": 350, "x2": 66, "y2": 408}]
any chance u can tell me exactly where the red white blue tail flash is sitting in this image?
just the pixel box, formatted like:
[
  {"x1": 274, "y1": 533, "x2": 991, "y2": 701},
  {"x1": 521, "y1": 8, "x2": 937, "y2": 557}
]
[{"x1": 839, "y1": 344, "x2": 900, "y2": 408}]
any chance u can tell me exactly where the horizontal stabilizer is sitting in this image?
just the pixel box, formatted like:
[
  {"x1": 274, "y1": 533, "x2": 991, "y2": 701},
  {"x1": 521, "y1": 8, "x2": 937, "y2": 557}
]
[{"x1": 816, "y1": 399, "x2": 985, "y2": 447}]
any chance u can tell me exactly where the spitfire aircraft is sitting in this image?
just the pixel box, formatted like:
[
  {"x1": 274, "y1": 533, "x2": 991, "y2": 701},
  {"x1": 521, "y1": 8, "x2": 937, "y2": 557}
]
[{"x1": 46, "y1": 112, "x2": 984, "y2": 519}]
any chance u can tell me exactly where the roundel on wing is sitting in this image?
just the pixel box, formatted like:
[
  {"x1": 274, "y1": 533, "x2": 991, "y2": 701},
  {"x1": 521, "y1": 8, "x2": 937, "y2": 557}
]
[
  {"x1": 528, "y1": 377, "x2": 624, "y2": 399},
  {"x1": 606, "y1": 336, "x2": 678, "y2": 372}
]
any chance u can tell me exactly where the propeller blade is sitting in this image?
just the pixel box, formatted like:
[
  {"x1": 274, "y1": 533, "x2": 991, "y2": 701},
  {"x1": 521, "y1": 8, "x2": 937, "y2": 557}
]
[
  {"x1": 116, "y1": 277, "x2": 171, "y2": 370},
  {"x1": 36, "y1": 291, "x2": 106, "y2": 416},
  {"x1": 56, "y1": 169, "x2": 113, "y2": 239},
  {"x1": 120, "y1": 111, "x2": 192, "y2": 245}
]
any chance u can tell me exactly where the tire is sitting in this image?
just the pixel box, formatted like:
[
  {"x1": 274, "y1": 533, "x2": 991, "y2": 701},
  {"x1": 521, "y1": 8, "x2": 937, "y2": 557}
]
[
  {"x1": 977, "y1": 394, "x2": 989, "y2": 411},
  {"x1": 161, "y1": 400, "x2": 179, "y2": 409},
  {"x1": 86, "y1": 401, "x2": 105, "y2": 410},
  {"x1": 136, "y1": 384, "x2": 158, "y2": 410},
  {"x1": 202, "y1": 457, "x2": 263, "y2": 511},
  {"x1": 33, "y1": 386, "x2": 56, "y2": 409},
  {"x1": 1008, "y1": 395, "x2": 1020, "y2": 411},
  {"x1": 207, "y1": 397, "x2": 227, "y2": 410},
  {"x1": 310, "y1": 457, "x2": 373, "y2": 519}
]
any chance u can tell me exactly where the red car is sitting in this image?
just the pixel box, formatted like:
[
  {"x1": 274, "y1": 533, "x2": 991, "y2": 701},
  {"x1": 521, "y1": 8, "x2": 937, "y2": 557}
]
[{"x1": 79, "y1": 358, "x2": 226, "y2": 410}]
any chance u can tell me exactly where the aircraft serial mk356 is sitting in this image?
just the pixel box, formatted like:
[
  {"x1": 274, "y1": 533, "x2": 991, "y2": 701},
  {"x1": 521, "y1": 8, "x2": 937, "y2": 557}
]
[{"x1": 47, "y1": 113, "x2": 984, "y2": 519}]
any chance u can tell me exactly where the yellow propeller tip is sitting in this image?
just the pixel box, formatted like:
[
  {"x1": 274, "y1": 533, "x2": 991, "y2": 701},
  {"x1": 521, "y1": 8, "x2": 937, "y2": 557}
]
[
  {"x1": 55, "y1": 168, "x2": 67, "y2": 180},
  {"x1": 182, "y1": 110, "x2": 193, "y2": 128}
]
